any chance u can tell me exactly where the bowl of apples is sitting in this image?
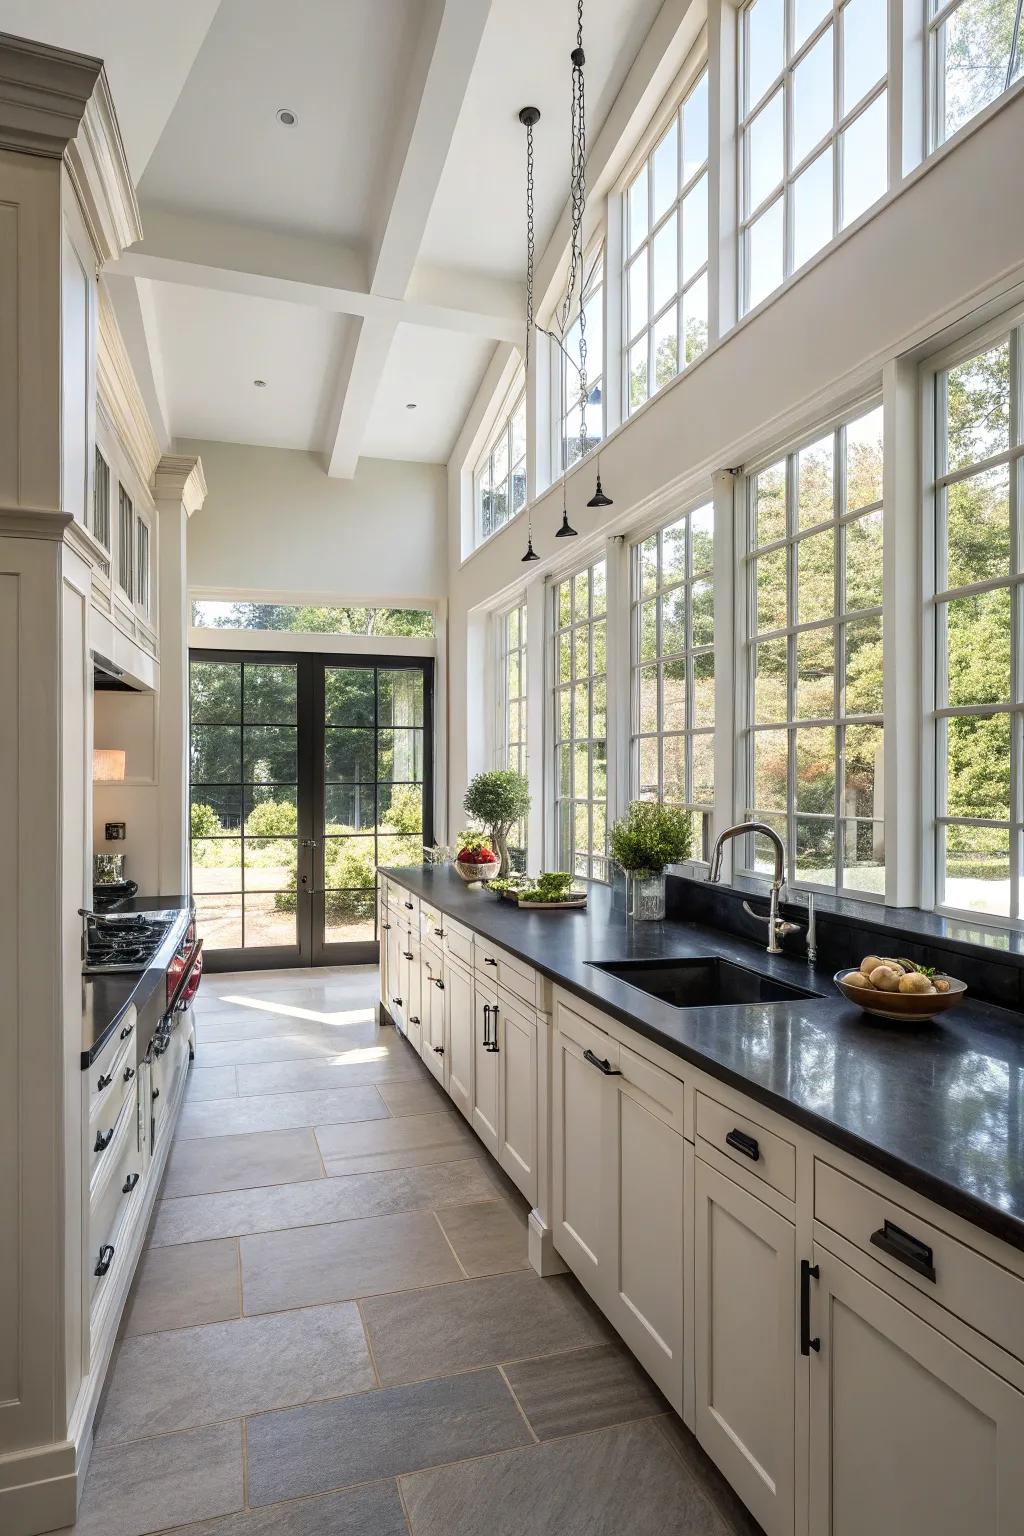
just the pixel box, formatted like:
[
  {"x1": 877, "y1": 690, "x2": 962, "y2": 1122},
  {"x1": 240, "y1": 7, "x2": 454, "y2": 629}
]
[
  {"x1": 454, "y1": 832, "x2": 500, "y2": 884},
  {"x1": 835, "y1": 956, "x2": 967, "y2": 1022}
]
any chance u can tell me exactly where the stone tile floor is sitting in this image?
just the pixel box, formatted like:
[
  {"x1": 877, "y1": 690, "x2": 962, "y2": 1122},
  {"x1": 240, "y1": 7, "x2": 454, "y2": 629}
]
[{"x1": 74, "y1": 966, "x2": 762, "y2": 1536}]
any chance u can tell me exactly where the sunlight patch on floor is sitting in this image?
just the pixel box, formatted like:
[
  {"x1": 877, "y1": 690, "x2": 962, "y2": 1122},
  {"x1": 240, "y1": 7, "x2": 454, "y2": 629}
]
[{"x1": 215, "y1": 996, "x2": 377, "y2": 1027}]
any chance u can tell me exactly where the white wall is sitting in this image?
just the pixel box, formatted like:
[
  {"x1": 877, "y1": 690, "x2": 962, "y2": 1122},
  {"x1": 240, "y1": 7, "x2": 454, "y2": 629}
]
[
  {"x1": 183, "y1": 439, "x2": 448, "y2": 602},
  {"x1": 445, "y1": 88, "x2": 1024, "y2": 834}
]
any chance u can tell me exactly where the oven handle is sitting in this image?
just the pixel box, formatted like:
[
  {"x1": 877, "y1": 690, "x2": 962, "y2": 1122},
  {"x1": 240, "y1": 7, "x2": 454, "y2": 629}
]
[{"x1": 167, "y1": 938, "x2": 203, "y2": 1015}]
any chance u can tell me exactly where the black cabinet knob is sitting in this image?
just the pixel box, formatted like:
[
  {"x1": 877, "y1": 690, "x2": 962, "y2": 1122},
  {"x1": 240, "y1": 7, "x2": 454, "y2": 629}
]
[
  {"x1": 120, "y1": 1023, "x2": 134, "y2": 1041},
  {"x1": 151, "y1": 1088, "x2": 160, "y2": 1101},
  {"x1": 123, "y1": 1065, "x2": 136, "y2": 1082},
  {"x1": 97, "y1": 1071, "x2": 113, "y2": 1091},
  {"x1": 404, "y1": 901, "x2": 414, "y2": 910},
  {"x1": 94, "y1": 1243, "x2": 115, "y2": 1277},
  {"x1": 122, "y1": 1172, "x2": 140, "y2": 1194},
  {"x1": 94, "y1": 1127, "x2": 114, "y2": 1152}
]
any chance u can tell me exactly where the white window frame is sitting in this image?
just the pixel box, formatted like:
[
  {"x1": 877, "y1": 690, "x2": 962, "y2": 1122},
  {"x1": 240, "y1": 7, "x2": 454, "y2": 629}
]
[
  {"x1": 738, "y1": 399, "x2": 886, "y2": 897},
  {"x1": 629, "y1": 499, "x2": 717, "y2": 861},
  {"x1": 495, "y1": 598, "x2": 529, "y2": 867},
  {"x1": 927, "y1": 0, "x2": 1024, "y2": 152},
  {"x1": 473, "y1": 371, "x2": 526, "y2": 548},
  {"x1": 621, "y1": 63, "x2": 711, "y2": 416},
  {"x1": 551, "y1": 554, "x2": 610, "y2": 881},
  {"x1": 553, "y1": 244, "x2": 606, "y2": 475},
  {"x1": 738, "y1": 0, "x2": 889, "y2": 315},
  {"x1": 134, "y1": 506, "x2": 153, "y2": 623},
  {"x1": 924, "y1": 307, "x2": 1024, "y2": 927},
  {"x1": 117, "y1": 481, "x2": 134, "y2": 603},
  {"x1": 92, "y1": 446, "x2": 111, "y2": 551}
]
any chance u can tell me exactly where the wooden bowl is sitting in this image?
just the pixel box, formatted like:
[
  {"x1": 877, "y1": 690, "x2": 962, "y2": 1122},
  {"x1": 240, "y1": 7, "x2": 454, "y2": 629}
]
[
  {"x1": 834, "y1": 970, "x2": 967, "y2": 1022},
  {"x1": 454, "y1": 858, "x2": 499, "y2": 883}
]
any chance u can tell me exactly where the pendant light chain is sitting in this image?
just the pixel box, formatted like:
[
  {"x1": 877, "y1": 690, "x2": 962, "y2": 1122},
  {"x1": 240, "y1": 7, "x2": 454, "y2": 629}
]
[
  {"x1": 572, "y1": 0, "x2": 589, "y2": 464},
  {"x1": 519, "y1": 105, "x2": 541, "y2": 562}
]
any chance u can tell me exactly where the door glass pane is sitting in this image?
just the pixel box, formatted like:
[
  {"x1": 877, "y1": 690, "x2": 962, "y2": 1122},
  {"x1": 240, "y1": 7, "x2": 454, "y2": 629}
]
[
  {"x1": 324, "y1": 890, "x2": 376, "y2": 945},
  {"x1": 325, "y1": 668, "x2": 375, "y2": 726},
  {"x1": 243, "y1": 838, "x2": 297, "y2": 892},
  {"x1": 378, "y1": 669, "x2": 424, "y2": 726},
  {"x1": 378, "y1": 728, "x2": 423, "y2": 783},
  {"x1": 243, "y1": 895, "x2": 296, "y2": 948},
  {"x1": 325, "y1": 784, "x2": 376, "y2": 830},
  {"x1": 191, "y1": 785, "x2": 242, "y2": 835},
  {"x1": 194, "y1": 895, "x2": 242, "y2": 951},
  {"x1": 243, "y1": 663, "x2": 296, "y2": 723},
  {"x1": 325, "y1": 728, "x2": 376, "y2": 781},
  {"x1": 191, "y1": 726, "x2": 240, "y2": 783},
  {"x1": 244, "y1": 725, "x2": 297, "y2": 783},
  {"x1": 191, "y1": 661, "x2": 240, "y2": 722}
]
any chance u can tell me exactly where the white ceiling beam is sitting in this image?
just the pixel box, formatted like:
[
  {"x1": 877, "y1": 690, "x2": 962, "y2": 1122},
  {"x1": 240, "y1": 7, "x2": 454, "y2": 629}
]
[
  {"x1": 108, "y1": 206, "x2": 524, "y2": 343},
  {"x1": 323, "y1": 0, "x2": 494, "y2": 478}
]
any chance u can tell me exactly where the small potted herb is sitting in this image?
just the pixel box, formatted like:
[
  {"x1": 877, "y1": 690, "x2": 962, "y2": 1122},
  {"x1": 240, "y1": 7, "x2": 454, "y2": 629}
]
[
  {"x1": 517, "y1": 871, "x2": 585, "y2": 908},
  {"x1": 609, "y1": 800, "x2": 692, "y2": 920}
]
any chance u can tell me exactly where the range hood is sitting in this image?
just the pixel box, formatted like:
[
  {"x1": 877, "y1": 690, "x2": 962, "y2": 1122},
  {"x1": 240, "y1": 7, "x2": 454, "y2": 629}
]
[{"x1": 93, "y1": 653, "x2": 143, "y2": 692}]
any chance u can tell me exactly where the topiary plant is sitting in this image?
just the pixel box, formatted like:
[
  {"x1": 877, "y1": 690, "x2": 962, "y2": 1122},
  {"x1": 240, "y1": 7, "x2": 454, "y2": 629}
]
[
  {"x1": 463, "y1": 769, "x2": 531, "y2": 876},
  {"x1": 610, "y1": 800, "x2": 692, "y2": 874}
]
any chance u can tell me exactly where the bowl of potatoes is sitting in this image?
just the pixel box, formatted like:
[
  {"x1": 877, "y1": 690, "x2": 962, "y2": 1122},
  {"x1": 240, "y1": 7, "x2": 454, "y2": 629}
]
[{"x1": 835, "y1": 956, "x2": 967, "y2": 1022}]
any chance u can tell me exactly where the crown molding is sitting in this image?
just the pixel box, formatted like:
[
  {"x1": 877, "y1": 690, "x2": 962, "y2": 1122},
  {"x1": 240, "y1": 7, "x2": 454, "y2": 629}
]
[
  {"x1": 97, "y1": 286, "x2": 161, "y2": 489},
  {"x1": 0, "y1": 507, "x2": 74, "y2": 541},
  {"x1": 0, "y1": 32, "x2": 142, "y2": 262},
  {"x1": 154, "y1": 455, "x2": 208, "y2": 518}
]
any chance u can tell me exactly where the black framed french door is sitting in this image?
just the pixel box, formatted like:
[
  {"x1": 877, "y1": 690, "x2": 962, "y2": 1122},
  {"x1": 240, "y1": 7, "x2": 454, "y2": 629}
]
[{"x1": 188, "y1": 650, "x2": 433, "y2": 972}]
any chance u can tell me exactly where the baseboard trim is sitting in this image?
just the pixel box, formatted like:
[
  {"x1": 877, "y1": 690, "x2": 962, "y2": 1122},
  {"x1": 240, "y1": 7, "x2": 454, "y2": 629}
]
[
  {"x1": 529, "y1": 1210, "x2": 568, "y2": 1276},
  {"x1": 0, "y1": 1444, "x2": 77, "y2": 1536}
]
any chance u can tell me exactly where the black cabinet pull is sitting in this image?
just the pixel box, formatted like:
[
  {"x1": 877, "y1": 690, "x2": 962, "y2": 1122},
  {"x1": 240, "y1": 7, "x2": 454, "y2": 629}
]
[
  {"x1": 381, "y1": 922, "x2": 391, "y2": 931},
  {"x1": 486, "y1": 1005, "x2": 500, "y2": 1053},
  {"x1": 410, "y1": 1016, "x2": 420, "y2": 1026},
  {"x1": 870, "y1": 1220, "x2": 937, "y2": 1282},
  {"x1": 434, "y1": 927, "x2": 445, "y2": 938},
  {"x1": 403, "y1": 951, "x2": 414, "y2": 961},
  {"x1": 151, "y1": 1088, "x2": 160, "y2": 1102},
  {"x1": 120, "y1": 1022, "x2": 134, "y2": 1041},
  {"x1": 391, "y1": 996, "x2": 403, "y2": 1007},
  {"x1": 96, "y1": 1070, "x2": 113, "y2": 1091},
  {"x1": 404, "y1": 900, "x2": 414, "y2": 910},
  {"x1": 123, "y1": 1065, "x2": 136, "y2": 1082},
  {"x1": 483, "y1": 956, "x2": 497, "y2": 966},
  {"x1": 800, "y1": 1259, "x2": 820, "y2": 1355},
  {"x1": 482, "y1": 1003, "x2": 492, "y2": 1047},
  {"x1": 726, "y1": 1128, "x2": 760, "y2": 1161},
  {"x1": 433, "y1": 1044, "x2": 445, "y2": 1056},
  {"x1": 95, "y1": 1244, "x2": 115, "y2": 1277},
  {"x1": 94, "y1": 1127, "x2": 114, "y2": 1152},
  {"x1": 433, "y1": 978, "x2": 444, "y2": 990},
  {"x1": 583, "y1": 1048, "x2": 621, "y2": 1076},
  {"x1": 122, "y1": 1172, "x2": 140, "y2": 1194}
]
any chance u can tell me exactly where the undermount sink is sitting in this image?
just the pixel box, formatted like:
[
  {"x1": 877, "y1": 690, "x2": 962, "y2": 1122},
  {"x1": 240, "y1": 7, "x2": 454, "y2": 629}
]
[{"x1": 586, "y1": 956, "x2": 820, "y2": 1009}]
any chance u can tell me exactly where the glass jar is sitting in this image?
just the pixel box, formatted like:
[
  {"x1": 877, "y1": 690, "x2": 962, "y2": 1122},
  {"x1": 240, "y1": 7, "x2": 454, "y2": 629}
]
[{"x1": 626, "y1": 869, "x2": 666, "y2": 921}]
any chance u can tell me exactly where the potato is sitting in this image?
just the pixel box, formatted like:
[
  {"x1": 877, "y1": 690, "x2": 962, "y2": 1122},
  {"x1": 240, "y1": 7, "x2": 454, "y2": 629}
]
[
  {"x1": 869, "y1": 965, "x2": 901, "y2": 992},
  {"x1": 860, "y1": 955, "x2": 884, "y2": 977},
  {"x1": 845, "y1": 971, "x2": 874, "y2": 989},
  {"x1": 898, "y1": 972, "x2": 934, "y2": 994},
  {"x1": 933, "y1": 977, "x2": 950, "y2": 993}
]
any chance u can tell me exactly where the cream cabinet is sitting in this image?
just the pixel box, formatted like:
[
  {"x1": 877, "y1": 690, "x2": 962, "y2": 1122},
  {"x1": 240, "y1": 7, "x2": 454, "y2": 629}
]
[
  {"x1": 808, "y1": 1244, "x2": 1024, "y2": 1536},
  {"x1": 552, "y1": 999, "x2": 686, "y2": 1412},
  {"x1": 384, "y1": 919, "x2": 405, "y2": 1031},
  {"x1": 444, "y1": 955, "x2": 474, "y2": 1121},
  {"x1": 496, "y1": 992, "x2": 539, "y2": 1206},
  {"x1": 420, "y1": 946, "x2": 447, "y2": 1087},
  {"x1": 471, "y1": 981, "x2": 501, "y2": 1157},
  {"x1": 693, "y1": 1156, "x2": 796, "y2": 1536},
  {"x1": 403, "y1": 931, "x2": 423, "y2": 1056}
]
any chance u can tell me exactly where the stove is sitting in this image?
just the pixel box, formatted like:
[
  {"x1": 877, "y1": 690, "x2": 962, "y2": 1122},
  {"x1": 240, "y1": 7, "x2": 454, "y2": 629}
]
[{"x1": 83, "y1": 911, "x2": 179, "y2": 973}]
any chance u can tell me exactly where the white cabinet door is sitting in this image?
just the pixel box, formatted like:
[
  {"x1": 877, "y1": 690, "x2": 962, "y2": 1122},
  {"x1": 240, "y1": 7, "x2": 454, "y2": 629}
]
[
  {"x1": 605, "y1": 1045, "x2": 687, "y2": 1414},
  {"x1": 694, "y1": 1157, "x2": 795, "y2": 1536},
  {"x1": 385, "y1": 921, "x2": 405, "y2": 1031},
  {"x1": 497, "y1": 998, "x2": 538, "y2": 1205},
  {"x1": 551, "y1": 1006, "x2": 618, "y2": 1300},
  {"x1": 378, "y1": 892, "x2": 390, "y2": 1015},
  {"x1": 809, "y1": 1245, "x2": 1024, "y2": 1536},
  {"x1": 404, "y1": 934, "x2": 422, "y2": 1056},
  {"x1": 420, "y1": 951, "x2": 447, "y2": 1087},
  {"x1": 444, "y1": 959, "x2": 474, "y2": 1121},
  {"x1": 471, "y1": 984, "x2": 500, "y2": 1157}
]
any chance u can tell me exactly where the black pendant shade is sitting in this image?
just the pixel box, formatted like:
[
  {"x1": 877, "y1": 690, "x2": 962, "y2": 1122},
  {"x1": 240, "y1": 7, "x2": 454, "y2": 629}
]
[
  {"x1": 521, "y1": 532, "x2": 540, "y2": 562},
  {"x1": 587, "y1": 471, "x2": 613, "y2": 508},
  {"x1": 555, "y1": 506, "x2": 578, "y2": 538}
]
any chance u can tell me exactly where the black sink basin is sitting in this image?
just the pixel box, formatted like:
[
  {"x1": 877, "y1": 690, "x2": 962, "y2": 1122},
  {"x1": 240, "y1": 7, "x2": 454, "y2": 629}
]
[{"x1": 587, "y1": 956, "x2": 820, "y2": 1009}]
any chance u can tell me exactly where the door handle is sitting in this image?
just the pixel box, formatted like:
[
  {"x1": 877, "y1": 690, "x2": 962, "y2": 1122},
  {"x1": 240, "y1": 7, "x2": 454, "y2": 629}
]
[
  {"x1": 800, "y1": 1259, "x2": 820, "y2": 1355},
  {"x1": 725, "y1": 1128, "x2": 760, "y2": 1161},
  {"x1": 583, "y1": 1048, "x2": 621, "y2": 1075},
  {"x1": 300, "y1": 838, "x2": 318, "y2": 848},
  {"x1": 870, "y1": 1220, "x2": 936, "y2": 1282}
]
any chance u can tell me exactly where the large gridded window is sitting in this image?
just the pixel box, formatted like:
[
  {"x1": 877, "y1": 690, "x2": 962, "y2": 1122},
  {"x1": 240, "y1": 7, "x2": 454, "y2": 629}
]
[
  {"x1": 553, "y1": 559, "x2": 609, "y2": 880},
  {"x1": 189, "y1": 658, "x2": 300, "y2": 952},
  {"x1": 631, "y1": 503, "x2": 716, "y2": 858},
  {"x1": 625, "y1": 70, "x2": 709, "y2": 413},
  {"x1": 560, "y1": 251, "x2": 605, "y2": 471},
  {"x1": 743, "y1": 404, "x2": 885, "y2": 892},
  {"x1": 475, "y1": 376, "x2": 527, "y2": 545},
  {"x1": 499, "y1": 601, "x2": 528, "y2": 869},
  {"x1": 117, "y1": 484, "x2": 134, "y2": 600},
  {"x1": 932, "y1": 324, "x2": 1024, "y2": 920},
  {"x1": 93, "y1": 449, "x2": 110, "y2": 549},
  {"x1": 739, "y1": 0, "x2": 888, "y2": 313},
  {"x1": 929, "y1": 0, "x2": 1022, "y2": 147}
]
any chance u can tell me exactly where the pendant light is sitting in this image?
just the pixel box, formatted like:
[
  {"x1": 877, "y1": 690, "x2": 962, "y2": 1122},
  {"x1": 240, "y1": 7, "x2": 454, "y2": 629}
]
[
  {"x1": 587, "y1": 454, "x2": 613, "y2": 508},
  {"x1": 555, "y1": 479, "x2": 577, "y2": 538},
  {"x1": 519, "y1": 105, "x2": 541, "y2": 564}
]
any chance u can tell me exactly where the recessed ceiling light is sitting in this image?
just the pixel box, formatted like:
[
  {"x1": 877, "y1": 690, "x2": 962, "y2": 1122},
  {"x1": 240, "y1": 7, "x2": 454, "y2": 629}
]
[
  {"x1": 276, "y1": 108, "x2": 298, "y2": 127},
  {"x1": 406, "y1": 402, "x2": 417, "y2": 410},
  {"x1": 253, "y1": 379, "x2": 267, "y2": 388}
]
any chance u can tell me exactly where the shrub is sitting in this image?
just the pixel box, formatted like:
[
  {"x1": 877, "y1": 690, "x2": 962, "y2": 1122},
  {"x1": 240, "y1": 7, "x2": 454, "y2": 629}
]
[
  {"x1": 610, "y1": 800, "x2": 692, "y2": 873},
  {"x1": 245, "y1": 798, "x2": 298, "y2": 840},
  {"x1": 190, "y1": 802, "x2": 221, "y2": 838},
  {"x1": 380, "y1": 784, "x2": 422, "y2": 835}
]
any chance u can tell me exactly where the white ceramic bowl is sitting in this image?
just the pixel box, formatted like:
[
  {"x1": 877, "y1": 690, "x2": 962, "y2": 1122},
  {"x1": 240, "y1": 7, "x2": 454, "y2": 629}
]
[{"x1": 454, "y1": 858, "x2": 500, "y2": 883}]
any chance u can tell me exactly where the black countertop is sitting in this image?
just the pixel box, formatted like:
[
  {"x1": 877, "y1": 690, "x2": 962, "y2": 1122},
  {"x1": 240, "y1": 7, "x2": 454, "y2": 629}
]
[
  {"x1": 81, "y1": 896, "x2": 193, "y2": 1068},
  {"x1": 381, "y1": 867, "x2": 1024, "y2": 1253}
]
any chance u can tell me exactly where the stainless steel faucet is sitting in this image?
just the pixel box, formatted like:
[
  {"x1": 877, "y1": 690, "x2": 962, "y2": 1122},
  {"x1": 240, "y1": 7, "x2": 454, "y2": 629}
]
[{"x1": 708, "y1": 821, "x2": 803, "y2": 956}]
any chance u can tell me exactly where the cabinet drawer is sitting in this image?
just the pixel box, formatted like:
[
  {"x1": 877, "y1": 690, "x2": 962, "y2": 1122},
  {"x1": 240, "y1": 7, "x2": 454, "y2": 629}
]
[
  {"x1": 475, "y1": 935, "x2": 538, "y2": 1009},
  {"x1": 555, "y1": 998, "x2": 619, "y2": 1069},
  {"x1": 88, "y1": 1033, "x2": 136, "y2": 1146},
  {"x1": 419, "y1": 901, "x2": 446, "y2": 947},
  {"x1": 815, "y1": 1159, "x2": 1024, "y2": 1363},
  {"x1": 89, "y1": 1098, "x2": 142, "y2": 1301},
  {"x1": 696, "y1": 1090, "x2": 796, "y2": 1202},
  {"x1": 444, "y1": 917, "x2": 474, "y2": 970},
  {"x1": 621, "y1": 1043, "x2": 685, "y2": 1135}
]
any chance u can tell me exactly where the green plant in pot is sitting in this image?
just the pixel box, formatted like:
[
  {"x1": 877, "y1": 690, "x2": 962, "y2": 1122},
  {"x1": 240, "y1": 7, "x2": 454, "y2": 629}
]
[
  {"x1": 609, "y1": 800, "x2": 692, "y2": 920},
  {"x1": 462, "y1": 769, "x2": 531, "y2": 878}
]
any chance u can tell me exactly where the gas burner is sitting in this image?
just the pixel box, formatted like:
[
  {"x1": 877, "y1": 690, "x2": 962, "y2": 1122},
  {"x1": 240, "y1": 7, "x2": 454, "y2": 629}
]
[{"x1": 83, "y1": 912, "x2": 176, "y2": 974}]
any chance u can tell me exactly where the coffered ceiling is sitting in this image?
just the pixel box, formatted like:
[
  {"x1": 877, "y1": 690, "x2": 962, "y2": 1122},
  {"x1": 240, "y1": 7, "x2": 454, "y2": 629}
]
[{"x1": 2, "y1": 0, "x2": 666, "y2": 471}]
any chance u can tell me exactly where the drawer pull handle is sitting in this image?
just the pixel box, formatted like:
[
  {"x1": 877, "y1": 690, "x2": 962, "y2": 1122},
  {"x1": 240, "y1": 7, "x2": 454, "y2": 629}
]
[
  {"x1": 870, "y1": 1220, "x2": 937, "y2": 1282},
  {"x1": 381, "y1": 922, "x2": 391, "y2": 931},
  {"x1": 95, "y1": 1243, "x2": 115, "y2": 1278},
  {"x1": 97, "y1": 1070, "x2": 113, "y2": 1091},
  {"x1": 123, "y1": 1065, "x2": 136, "y2": 1082},
  {"x1": 122, "y1": 1172, "x2": 140, "y2": 1194},
  {"x1": 583, "y1": 1048, "x2": 621, "y2": 1076},
  {"x1": 120, "y1": 1022, "x2": 134, "y2": 1041},
  {"x1": 152, "y1": 1088, "x2": 160, "y2": 1102},
  {"x1": 483, "y1": 956, "x2": 497, "y2": 966},
  {"x1": 433, "y1": 1045, "x2": 445, "y2": 1056},
  {"x1": 434, "y1": 927, "x2": 445, "y2": 938},
  {"x1": 800, "y1": 1259, "x2": 820, "y2": 1355},
  {"x1": 94, "y1": 1128, "x2": 114, "y2": 1153},
  {"x1": 725, "y1": 1128, "x2": 760, "y2": 1161},
  {"x1": 433, "y1": 978, "x2": 445, "y2": 991},
  {"x1": 403, "y1": 951, "x2": 414, "y2": 961},
  {"x1": 391, "y1": 996, "x2": 403, "y2": 1007},
  {"x1": 410, "y1": 1016, "x2": 420, "y2": 1026},
  {"x1": 404, "y1": 901, "x2": 414, "y2": 910}
]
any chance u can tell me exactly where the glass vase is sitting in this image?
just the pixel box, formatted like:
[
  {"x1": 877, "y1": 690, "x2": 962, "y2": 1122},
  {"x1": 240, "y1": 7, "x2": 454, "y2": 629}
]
[{"x1": 626, "y1": 869, "x2": 666, "y2": 921}]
